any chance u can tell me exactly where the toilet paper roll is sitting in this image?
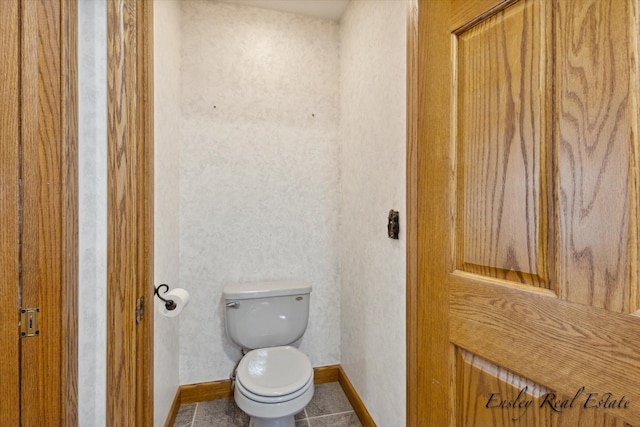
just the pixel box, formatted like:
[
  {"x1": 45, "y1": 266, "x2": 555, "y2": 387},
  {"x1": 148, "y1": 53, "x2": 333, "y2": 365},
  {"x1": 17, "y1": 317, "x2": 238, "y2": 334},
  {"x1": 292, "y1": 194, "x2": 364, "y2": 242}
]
[{"x1": 160, "y1": 288, "x2": 190, "y2": 318}]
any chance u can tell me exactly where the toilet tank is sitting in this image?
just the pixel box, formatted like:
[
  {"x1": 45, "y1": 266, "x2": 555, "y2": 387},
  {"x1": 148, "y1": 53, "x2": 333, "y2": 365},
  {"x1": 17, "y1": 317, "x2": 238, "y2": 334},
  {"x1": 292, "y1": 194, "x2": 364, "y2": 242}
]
[{"x1": 223, "y1": 281, "x2": 312, "y2": 350}]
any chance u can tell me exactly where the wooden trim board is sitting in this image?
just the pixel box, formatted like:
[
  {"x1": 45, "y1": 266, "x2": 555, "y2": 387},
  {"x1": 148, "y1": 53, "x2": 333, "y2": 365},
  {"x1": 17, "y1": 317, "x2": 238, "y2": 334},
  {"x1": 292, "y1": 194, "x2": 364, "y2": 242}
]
[
  {"x1": 405, "y1": 0, "x2": 419, "y2": 425},
  {"x1": 313, "y1": 364, "x2": 341, "y2": 384},
  {"x1": 163, "y1": 387, "x2": 182, "y2": 427},
  {"x1": 337, "y1": 366, "x2": 376, "y2": 427},
  {"x1": 165, "y1": 365, "x2": 377, "y2": 425},
  {"x1": 61, "y1": 0, "x2": 79, "y2": 423},
  {"x1": 178, "y1": 365, "x2": 341, "y2": 405},
  {"x1": 179, "y1": 379, "x2": 234, "y2": 405},
  {"x1": 106, "y1": 0, "x2": 154, "y2": 425}
]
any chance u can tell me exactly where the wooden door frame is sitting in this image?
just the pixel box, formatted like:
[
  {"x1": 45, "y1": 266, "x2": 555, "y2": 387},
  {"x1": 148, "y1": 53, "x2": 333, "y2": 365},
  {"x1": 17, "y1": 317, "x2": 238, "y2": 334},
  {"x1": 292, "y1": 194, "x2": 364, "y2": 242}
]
[
  {"x1": 106, "y1": 0, "x2": 154, "y2": 425},
  {"x1": 103, "y1": 0, "x2": 429, "y2": 425},
  {"x1": 61, "y1": 1, "x2": 79, "y2": 422},
  {"x1": 405, "y1": 0, "x2": 419, "y2": 424}
]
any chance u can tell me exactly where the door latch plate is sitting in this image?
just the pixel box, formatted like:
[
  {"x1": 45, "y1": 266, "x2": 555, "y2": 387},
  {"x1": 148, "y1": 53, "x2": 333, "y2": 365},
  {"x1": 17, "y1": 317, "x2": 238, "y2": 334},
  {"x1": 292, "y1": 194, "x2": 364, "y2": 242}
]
[{"x1": 20, "y1": 308, "x2": 40, "y2": 337}]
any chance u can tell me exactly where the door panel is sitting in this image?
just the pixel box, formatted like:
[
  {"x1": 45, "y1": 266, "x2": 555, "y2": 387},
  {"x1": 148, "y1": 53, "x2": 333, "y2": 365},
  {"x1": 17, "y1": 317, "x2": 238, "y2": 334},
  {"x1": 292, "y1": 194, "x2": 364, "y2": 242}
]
[
  {"x1": 455, "y1": 0, "x2": 552, "y2": 288},
  {"x1": 456, "y1": 349, "x2": 555, "y2": 426},
  {"x1": 0, "y1": 0, "x2": 21, "y2": 424},
  {"x1": 413, "y1": 0, "x2": 640, "y2": 425}
]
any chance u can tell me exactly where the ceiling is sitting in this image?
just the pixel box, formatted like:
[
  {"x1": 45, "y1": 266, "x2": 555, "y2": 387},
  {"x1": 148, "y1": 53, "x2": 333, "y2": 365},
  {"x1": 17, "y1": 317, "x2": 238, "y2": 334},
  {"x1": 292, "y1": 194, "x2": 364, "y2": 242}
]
[{"x1": 218, "y1": 0, "x2": 351, "y2": 21}]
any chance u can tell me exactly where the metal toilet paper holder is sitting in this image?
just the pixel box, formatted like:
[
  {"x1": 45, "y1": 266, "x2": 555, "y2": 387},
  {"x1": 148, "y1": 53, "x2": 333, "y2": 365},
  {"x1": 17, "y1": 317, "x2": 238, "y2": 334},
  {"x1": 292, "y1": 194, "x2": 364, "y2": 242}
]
[{"x1": 154, "y1": 284, "x2": 177, "y2": 311}]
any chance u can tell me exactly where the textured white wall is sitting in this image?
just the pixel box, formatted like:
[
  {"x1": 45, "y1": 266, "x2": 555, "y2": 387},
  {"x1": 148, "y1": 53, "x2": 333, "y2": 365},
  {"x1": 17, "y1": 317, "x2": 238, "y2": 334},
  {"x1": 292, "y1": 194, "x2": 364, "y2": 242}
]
[
  {"x1": 339, "y1": 1, "x2": 407, "y2": 425},
  {"x1": 179, "y1": 1, "x2": 341, "y2": 384},
  {"x1": 78, "y1": 0, "x2": 107, "y2": 425},
  {"x1": 154, "y1": 0, "x2": 182, "y2": 425}
]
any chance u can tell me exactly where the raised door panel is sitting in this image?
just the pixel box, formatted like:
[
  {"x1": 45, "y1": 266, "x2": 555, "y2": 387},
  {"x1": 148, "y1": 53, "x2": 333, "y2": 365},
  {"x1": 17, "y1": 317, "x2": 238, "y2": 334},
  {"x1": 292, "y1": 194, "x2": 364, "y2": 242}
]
[
  {"x1": 457, "y1": 347, "x2": 637, "y2": 427},
  {"x1": 456, "y1": 0, "x2": 553, "y2": 289},
  {"x1": 456, "y1": 349, "x2": 555, "y2": 427},
  {"x1": 555, "y1": 405, "x2": 637, "y2": 427}
]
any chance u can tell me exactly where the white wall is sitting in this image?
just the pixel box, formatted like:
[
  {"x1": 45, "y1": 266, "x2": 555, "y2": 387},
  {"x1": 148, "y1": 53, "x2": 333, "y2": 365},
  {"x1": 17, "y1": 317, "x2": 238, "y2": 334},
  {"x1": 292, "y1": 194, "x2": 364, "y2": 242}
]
[
  {"x1": 153, "y1": 0, "x2": 182, "y2": 425},
  {"x1": 178, "y1": 0, "x2": 341, "y2": 384},
  {"x1": 339, "y1": 1, "x2": 407, "y2": 425},
  {"x1": 78, "y1": 1, "x2": 107, "y2": 425}
]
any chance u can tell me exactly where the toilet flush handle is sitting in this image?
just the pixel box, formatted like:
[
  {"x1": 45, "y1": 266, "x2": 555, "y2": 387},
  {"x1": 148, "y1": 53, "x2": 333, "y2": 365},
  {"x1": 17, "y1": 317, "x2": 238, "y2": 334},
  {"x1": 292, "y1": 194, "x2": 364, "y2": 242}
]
[{"x1": 226, "y1": 301, "x2": 239, "y2": 309}]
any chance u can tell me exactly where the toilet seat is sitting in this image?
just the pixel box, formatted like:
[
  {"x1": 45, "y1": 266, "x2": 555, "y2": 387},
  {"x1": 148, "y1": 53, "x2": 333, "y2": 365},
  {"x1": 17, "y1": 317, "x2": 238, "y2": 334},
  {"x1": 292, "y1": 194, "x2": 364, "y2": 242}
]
[
  {"x1": 235, "y1": 346, "x2": 313, "y2": 403},
  {"x1": 236, "y1": 374, "x2": 313, "y2": 404}
]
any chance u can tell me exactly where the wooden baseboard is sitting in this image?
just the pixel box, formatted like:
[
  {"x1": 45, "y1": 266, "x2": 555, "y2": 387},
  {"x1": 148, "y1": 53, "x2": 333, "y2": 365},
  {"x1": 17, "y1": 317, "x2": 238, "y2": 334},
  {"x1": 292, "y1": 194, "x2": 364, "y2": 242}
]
[
  {"x1": 164, "y1": 364, "x2": 376, "y2": 426},
  {"x1": 312, "y1": 364, "x2": 340, "y2": 384},
  {"x1": 338, "y1": 366, "x2": 377, "y2": 427},
  {"x1": 177, "y1": 364, "x2": 342, "y2": 405},
  {"x1": 163, "y1": 388, "x2": 183, "y2": 427},
  {"x1": 180, "y1": 378, "x2": 234, "y2": 404}
]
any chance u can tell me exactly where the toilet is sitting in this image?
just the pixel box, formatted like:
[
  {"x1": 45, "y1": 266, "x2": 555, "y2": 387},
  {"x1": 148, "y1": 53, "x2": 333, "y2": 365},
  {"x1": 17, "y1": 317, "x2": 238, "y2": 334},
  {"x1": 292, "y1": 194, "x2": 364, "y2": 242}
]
[{"x1": 223, "y1": 281, "x2": 314, "y2": 427}]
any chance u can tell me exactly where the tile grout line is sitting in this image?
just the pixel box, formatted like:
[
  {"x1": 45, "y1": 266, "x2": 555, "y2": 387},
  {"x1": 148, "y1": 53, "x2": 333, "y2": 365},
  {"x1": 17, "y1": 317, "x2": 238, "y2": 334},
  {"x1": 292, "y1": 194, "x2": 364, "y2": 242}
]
[
  {"x1": 306, "y1": 410, "x2": 356, "y2": 420},
  {"x1": 304, "y1": 408, "x2": 312, "y2": 427},
  {"x1": 190, "y1": 402, "x2": 198, "y2": 427}
]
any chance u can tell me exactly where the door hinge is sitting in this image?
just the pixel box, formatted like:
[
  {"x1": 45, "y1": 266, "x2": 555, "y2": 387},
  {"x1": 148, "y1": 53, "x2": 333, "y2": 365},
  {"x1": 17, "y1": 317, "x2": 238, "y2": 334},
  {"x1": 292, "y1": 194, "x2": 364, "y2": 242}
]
[
  {"x1": 20, "y1": 308, "x2": 40, "y2": 337},
  {"x1": 136, "y1": 296, "x2": 145, "y2": 324}
]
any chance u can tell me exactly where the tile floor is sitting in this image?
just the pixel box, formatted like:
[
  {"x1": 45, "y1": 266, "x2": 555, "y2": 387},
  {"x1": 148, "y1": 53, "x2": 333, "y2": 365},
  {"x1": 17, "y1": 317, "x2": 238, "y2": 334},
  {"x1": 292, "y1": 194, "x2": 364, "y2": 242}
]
[{"x1": 173, "y1": 382, "x2": 363, "y2": 427}]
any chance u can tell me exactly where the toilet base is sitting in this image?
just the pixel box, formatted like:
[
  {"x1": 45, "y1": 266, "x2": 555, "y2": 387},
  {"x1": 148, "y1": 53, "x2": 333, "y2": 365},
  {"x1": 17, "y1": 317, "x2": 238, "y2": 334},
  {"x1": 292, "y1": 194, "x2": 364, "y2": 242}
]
[
  {"x1": 235, "y1": 380, "x2": 314, "y2": 427},
  {"x1": 248, "y1": 415, "x2": 295, "y2": 427}
]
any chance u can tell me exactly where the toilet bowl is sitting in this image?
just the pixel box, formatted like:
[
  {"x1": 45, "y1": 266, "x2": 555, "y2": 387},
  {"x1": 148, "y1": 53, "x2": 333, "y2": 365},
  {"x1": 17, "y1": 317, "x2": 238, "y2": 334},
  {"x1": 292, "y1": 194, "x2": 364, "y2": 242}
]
[
  {"x1": 234, "y1": 346, "x2": 314, "y2": 427},
  {"x1": 223, "y1": 281, "x2": 314, "y2": 427}
]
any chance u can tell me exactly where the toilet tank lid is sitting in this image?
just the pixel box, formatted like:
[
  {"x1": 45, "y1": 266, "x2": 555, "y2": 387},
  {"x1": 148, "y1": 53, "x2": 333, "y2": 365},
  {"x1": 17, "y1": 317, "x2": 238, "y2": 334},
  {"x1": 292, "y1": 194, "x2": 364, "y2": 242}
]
[{"x1": 223, "y1": 280, "x2": 312, "y2": 300}]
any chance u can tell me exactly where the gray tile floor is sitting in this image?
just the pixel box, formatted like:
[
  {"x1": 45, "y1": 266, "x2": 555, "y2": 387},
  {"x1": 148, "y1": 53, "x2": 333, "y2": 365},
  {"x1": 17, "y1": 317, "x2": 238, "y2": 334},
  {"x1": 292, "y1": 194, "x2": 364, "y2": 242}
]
[{"x1": 173, "y1": 382, "x2": 362, "y2": 427}]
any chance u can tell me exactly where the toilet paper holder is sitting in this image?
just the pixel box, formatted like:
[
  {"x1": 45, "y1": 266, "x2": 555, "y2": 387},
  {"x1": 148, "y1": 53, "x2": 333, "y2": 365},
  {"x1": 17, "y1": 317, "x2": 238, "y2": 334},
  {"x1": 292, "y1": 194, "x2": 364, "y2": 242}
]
[{"x1": 154, "y1": 284, "x2": 177, "y2": 311}]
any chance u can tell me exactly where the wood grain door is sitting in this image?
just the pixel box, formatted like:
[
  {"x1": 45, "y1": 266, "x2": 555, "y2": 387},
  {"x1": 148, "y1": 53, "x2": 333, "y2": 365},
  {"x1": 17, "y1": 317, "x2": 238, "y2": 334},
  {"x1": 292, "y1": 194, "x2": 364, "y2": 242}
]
[
  {"x1": 0, "y1": 0, "x2": 77, "y2": 425},
  {"x1": 411, "y1": 0, "x2": 640, "y2": 425}
]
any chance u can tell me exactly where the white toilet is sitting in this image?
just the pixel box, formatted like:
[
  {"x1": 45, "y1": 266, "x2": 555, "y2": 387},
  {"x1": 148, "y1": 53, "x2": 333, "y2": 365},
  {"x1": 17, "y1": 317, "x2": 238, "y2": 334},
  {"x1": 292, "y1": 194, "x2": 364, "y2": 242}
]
[{"x1": 223, "y1": 281, "x2": 314, "y2": 427}]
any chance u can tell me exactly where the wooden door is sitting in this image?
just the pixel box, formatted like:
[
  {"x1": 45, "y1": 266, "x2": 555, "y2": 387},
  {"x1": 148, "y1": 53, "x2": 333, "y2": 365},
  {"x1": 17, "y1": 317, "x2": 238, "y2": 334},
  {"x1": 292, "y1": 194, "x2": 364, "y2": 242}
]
[
  {"x1": 410, "y1": 0, "x2": 640, "y2": 425},
  {"x1": 0, "y1": 0, "x2": 77, "y2": 425}
]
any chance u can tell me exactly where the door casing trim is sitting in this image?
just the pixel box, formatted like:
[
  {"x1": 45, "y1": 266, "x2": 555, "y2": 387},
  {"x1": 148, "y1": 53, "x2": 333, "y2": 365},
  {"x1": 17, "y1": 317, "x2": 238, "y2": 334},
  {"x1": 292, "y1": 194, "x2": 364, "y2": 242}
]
[
  {"x1": 61, "y1": 0, "x2": 79, "y2": 423},
  {"x1": 106, "y1": 0, "x2": 154, "y2": 424}
]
